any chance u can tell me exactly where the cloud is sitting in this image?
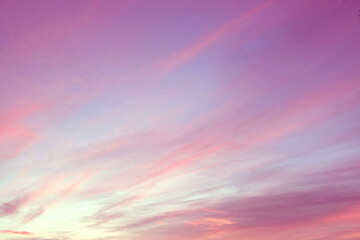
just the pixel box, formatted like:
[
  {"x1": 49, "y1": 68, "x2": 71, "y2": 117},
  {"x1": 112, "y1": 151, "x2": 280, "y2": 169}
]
[
  {"x1": 0, "y1": 230, "x2": 33, "y2": 236},
  {"x1": 21, "y1": 169, "x2": 97, "y2": 224},
  {"x1": 0, "y1": 103, "x2": 45, "y2": 161},
  {"x1": 109, "y1": 157, "x2": 360, "y2": 239},
  {"x1": 152, "y1": 0, "x2": 276, "y2": 78},
  {"x1": 1, "y1": 0, "x2": 359, "y2": 239}
]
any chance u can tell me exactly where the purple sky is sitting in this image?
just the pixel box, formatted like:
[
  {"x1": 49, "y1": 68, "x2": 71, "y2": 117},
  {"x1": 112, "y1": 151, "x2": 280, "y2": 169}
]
[{"x1": 1, "y1": 0, "x2": 360, "y2": 240}]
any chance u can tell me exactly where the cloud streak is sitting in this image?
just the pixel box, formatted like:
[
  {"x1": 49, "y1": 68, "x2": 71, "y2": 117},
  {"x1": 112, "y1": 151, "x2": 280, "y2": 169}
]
[
  {"x1": 0, "y1": 0, "x2": 359, "y2": 240},
  {"x1": 0, "y1": 230, "x2": 33, "y2": 236}
]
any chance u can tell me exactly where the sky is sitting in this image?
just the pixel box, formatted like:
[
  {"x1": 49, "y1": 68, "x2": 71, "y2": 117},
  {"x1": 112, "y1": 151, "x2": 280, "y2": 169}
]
[{"x1": 0, "y1": 0, "x2": 360, "y2": 240}]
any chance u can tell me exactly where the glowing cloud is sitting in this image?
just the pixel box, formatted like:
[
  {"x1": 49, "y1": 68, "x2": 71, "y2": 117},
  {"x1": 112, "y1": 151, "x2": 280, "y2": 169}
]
[{"x1": 0, "y1": 0, "x2": 359, "y2": 240}]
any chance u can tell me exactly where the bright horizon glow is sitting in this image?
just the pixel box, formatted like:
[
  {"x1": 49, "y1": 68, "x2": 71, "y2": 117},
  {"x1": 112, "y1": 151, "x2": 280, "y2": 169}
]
[{"x1": 1, "y1": 0, "x2": 360, "y2": 240}]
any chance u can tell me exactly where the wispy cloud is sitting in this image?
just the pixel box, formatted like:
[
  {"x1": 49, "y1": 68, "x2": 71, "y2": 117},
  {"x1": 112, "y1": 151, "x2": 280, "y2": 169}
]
[
  {"x1": 1, "y1": 0, "x2": 359, "y2": 239},
  {"x1": 0, "y1": 230, "x2": 33, "y2": 236}
]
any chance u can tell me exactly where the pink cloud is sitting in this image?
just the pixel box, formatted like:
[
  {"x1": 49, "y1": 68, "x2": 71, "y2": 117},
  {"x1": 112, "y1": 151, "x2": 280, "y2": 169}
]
[
  {"x1": 0, "y1": 230, "x2": 33, "y2": 235},
  {"x1": 0, "y1": 176, "x2": 61, "y2": 216},
  {"x1": 152, "y1": 0, "x2": 276, "y2": 79},
  {"x1": 21, "y1": 169, "x2": 97, "y2": 224},
  {"x1": 0, "y1": 103, "x2": 46, "y2": 161},
  {"x1": 1, "y1": 0, "x2": 359, "y2": 239}
]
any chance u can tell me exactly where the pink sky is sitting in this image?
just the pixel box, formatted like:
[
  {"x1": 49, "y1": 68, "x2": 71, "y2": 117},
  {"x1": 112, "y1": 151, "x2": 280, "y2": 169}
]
[{"x1": 1, "y1": 0, "x2": 360, "y2": 240}]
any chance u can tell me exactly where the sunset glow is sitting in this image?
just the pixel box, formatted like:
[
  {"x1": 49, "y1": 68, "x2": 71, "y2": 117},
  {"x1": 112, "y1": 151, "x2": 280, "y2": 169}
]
[{"x1": 1, "y1": 0, "x2": 360, "y2": 240}]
